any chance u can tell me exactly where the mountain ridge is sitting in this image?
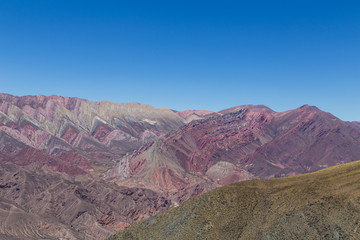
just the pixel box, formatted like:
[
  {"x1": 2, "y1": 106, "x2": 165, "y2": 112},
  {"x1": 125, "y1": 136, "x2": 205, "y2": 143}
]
[
  {"x1": 0, "y1": 93, "x2": 359, "y2": 239},
  {"x1": 110, "y1": 103, "x2": 360, "y2": 204}
]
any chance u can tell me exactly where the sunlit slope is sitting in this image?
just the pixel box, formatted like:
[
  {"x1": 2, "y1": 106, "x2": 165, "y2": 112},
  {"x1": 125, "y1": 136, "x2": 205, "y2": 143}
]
[{"x1": 109, "y1": 160, "x2": 360, "y2": 240}]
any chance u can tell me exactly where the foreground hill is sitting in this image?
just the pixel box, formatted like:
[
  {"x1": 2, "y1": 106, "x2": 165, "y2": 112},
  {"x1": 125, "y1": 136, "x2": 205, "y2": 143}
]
[{"x1": 109, "y1": 160, "x2": 360, "y2": 240}]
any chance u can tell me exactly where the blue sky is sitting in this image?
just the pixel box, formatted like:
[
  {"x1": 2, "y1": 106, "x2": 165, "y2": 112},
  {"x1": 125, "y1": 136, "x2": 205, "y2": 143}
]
[{"x1": 0, "y1": 1, "x2": 359, "y2": 121}]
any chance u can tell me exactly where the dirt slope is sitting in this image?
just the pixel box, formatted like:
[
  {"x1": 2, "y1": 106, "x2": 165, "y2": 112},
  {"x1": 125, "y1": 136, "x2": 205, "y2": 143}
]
[{"x1": 110, "y1": 160, "x2": 360, "y2": 240}]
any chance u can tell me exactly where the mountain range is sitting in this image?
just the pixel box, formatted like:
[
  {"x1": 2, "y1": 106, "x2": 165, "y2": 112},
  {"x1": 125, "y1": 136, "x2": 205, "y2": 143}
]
[
  {"x1": 0, "y1": 93, "x2": 359, "y2": 239},
  {"x1": 109, "y1": 104, "x2": 360, "y2": 204}
]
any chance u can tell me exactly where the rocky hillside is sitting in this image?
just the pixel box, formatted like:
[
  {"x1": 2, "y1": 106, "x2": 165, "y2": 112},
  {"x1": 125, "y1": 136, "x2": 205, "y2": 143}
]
[
  {"x1": 110, "y1": 104, "x2": 360, "y2": 203},
  {"x1": 0, "y1": 93, "x2": 187, "y2": 173},
  {"x1": 109, "y1": 159, "x2": 360, "y2": 240},
  {"x1": 0, "y1": 93, "x2": 188, "y2": 239},
  {"x1": 0, "y1": 164, "x2": 170, "y2": 240},
  {"x1": 1, "y1": 93, "x2": 360, "y2": 239}
]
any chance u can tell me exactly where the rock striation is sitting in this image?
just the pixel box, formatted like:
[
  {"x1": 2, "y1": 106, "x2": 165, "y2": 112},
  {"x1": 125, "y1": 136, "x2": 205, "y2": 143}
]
[
  {"x1": 0, "y1": 164, "x2": 170, "y2": 240},
  {"x1": 0, "y1": 93, "x2": 187, "y2": 173},
  {"x1": 112, "y1": 104, "x2": 360, "y2": 203},
  {"x1": 1, "y1": 93, "x2": 360, "y2": 239},
  {"x1": 0, "y1": 93, "x2": 184, "y2": 239}
]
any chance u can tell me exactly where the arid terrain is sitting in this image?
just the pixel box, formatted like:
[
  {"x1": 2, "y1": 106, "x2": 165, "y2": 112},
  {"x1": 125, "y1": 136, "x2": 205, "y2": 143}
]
[
  {"x1": 0, "y1": 93, "x2": 360, "y2": 239},
  {"x1": 109, "y1": 159, "x2": 360, "y2": 240},
  {"x1": 112, "y1": 104, "x2": 360, "y2": 204}
]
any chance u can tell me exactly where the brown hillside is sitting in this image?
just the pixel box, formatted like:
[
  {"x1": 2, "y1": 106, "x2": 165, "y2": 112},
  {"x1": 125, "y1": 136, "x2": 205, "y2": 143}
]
[{"x1": 109, "y1": 160, "x2": 360, "y2": 240}]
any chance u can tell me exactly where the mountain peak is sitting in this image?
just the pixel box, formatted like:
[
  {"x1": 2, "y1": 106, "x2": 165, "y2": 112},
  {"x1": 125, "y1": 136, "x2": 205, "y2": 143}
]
[
  {"x1": 219, "y1": 104, "x2": 275, "y2": 115},
  {"x1": 298, "y1": 104, "x2": 320, "y2": 111}
]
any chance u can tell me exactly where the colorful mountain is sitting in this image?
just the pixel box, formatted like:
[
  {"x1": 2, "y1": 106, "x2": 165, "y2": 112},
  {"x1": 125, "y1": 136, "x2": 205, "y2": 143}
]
[
  {"x1": 110, "y1": 104, "x2": 360, "y2": 203},
  {"x1": 1, "y1": 93, "x2": 360, "y2": 239}
]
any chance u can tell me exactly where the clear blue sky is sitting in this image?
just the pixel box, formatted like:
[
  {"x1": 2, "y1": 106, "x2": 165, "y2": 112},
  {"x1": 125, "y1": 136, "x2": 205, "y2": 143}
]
[{"x1": 0, "y1": 1, "x2": 359, "y2": 121}]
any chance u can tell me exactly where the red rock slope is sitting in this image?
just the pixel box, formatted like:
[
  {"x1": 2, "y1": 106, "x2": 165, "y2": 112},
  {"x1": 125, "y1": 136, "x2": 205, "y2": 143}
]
[
  {"x1": 111, "y1": 104, "x2": 360, "y2": 203},
  {"x1": 1, "y1": 93, "x2": 360, "y2": 239},
  {"x1": 0, "y1": 93, "x2": 186, "y2": 239},
  {"x1": 0, "y1": 93, "x2": 187, "y2": 173}
]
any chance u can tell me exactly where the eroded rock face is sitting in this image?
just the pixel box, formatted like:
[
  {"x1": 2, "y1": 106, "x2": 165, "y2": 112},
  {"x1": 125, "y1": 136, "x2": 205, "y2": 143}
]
[
  {"x1": 0, "y1": 164, "x2": 171, "y2": 240},
  {"x1": 114, "y1": 104, "x2": 360, "y2": 203},
  {"x1": 1, "y1": 93, "x2": 360, "y2": 239},
  {"x1": 0, "y1": 93, "x2": 182, "y2": 239},
  {"x1": 0, "y1": 93, "x2": 186, "y2": 173}
]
